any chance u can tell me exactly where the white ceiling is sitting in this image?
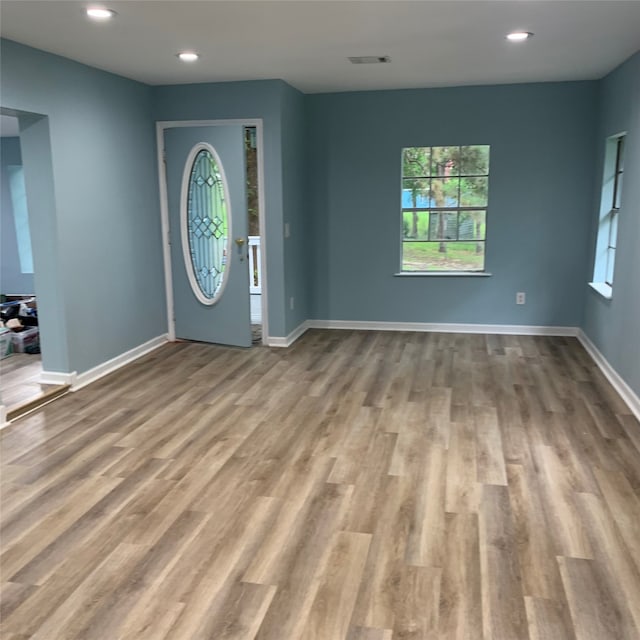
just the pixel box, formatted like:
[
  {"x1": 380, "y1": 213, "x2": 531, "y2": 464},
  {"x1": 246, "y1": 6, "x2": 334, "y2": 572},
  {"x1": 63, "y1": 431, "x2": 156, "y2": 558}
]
[{"x1": 1, "y1": 1, "x2": 639, "y2": 94}]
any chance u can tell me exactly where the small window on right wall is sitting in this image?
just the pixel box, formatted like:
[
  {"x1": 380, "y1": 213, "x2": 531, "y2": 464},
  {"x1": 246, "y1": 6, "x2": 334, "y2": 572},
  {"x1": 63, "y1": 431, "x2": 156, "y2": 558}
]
[{"x1": 591, "y1": 133, "x2": 625, "y2": 297}]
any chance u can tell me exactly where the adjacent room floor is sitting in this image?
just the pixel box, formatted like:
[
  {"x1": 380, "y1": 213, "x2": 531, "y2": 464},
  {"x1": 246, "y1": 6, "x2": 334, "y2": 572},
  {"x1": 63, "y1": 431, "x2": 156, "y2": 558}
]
[
  {"x1": 0, "y1": 352, "x2": 67, "y2": 421},
  {"x1": 1, "y1": 330, "x2": 639, "y2": 639}
]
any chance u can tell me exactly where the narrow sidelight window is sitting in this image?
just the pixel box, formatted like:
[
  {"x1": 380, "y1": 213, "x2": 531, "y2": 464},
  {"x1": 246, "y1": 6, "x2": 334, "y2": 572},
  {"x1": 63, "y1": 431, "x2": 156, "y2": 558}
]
[{"x1": 590, "y1": 133, "x2": 625, "y2": 296}]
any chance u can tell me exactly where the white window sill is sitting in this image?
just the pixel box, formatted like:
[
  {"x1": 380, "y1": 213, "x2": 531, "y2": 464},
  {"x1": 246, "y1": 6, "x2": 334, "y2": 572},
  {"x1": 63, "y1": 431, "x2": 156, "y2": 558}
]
[
  {"x1": 588, "y1": 282, "x2": 613, "y2": 300},
  {"x1": 394, "y1": 271, "x2": 492, "y2": 277}
]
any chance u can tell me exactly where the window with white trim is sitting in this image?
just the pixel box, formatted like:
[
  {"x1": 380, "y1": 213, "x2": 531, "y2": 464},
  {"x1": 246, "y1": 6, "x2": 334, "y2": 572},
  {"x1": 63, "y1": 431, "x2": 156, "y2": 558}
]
[
  {"x1": 591, "y1": 133, "x2": 625, "y2": 296},
  {"x1": 401, "y1": 145, "x2": 490, "y2": 272},
  {"x1": 8, "y1": 165, "x2": 33, "y2": 274}
]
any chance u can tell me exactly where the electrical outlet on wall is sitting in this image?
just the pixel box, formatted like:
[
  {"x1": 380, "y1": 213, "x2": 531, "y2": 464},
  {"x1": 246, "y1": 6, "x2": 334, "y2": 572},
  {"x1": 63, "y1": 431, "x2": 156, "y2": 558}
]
[
  {"x1": 516, "y1": 292, "x2": 526, "y2": 305},
  {"x1": 290, "y1": 296, "x2": 294, "y2": 310},
  {"x1": 284, "y1": 222, "x2": 290, "y2": 238}
]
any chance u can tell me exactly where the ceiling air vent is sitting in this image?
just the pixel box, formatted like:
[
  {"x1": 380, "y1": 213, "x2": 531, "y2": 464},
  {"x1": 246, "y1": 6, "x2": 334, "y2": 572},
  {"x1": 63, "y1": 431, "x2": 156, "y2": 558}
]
[{"x1": 348, "y1": 56, "x2": 391, "y2": 64}]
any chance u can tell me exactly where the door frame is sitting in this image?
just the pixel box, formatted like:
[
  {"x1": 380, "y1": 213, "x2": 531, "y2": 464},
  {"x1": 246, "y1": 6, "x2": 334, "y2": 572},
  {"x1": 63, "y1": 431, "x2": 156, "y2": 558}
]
[{"x1": 156, "y1": 119, "x2": 268, "y2": 343}]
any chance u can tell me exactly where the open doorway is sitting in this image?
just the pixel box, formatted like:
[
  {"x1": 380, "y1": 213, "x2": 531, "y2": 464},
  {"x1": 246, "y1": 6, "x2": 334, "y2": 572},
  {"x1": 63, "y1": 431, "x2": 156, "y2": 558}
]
[
  {"x1": 0, "y1": 113, "x2": 67, "y2": 420},
  {"x1": 245, "y1": 126, "x2": 263, "y2": 344}
]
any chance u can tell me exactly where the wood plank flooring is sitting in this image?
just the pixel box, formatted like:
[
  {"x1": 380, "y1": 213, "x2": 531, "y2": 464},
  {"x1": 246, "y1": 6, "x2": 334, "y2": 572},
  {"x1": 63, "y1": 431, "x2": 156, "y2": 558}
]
[
  {"x1": 1, "y1": 330, "x2": 639, "y2": 639},
  {"x1": 1, "y1": 353, "x2": 67, "y2": 419}
]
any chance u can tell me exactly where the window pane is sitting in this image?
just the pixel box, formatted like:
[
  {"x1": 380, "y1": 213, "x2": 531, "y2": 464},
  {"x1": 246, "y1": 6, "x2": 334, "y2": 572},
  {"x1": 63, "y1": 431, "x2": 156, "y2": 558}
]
[
  {"x1": 458, "y1": 211, "x2": 486, "y2": 240},
  {"x1": 431, "y1": 178, "x2": 459, "y2": 207},
  {"x1": 402, "y1": 178, "x2": 430, "y2": 207},
  {"x1": 7, "y1": 165, "x2": 34, "y2": 274},
  {"x1": 605, "y1": 247, "x2": 615, "y2": 285},
  {"x1": 403, "y1": 148, "x2": 430, "y2": 177},
  {"x1": 608, "y1": 210, "x2": 618, "y2": 249},
  {"x1": 431, "y1": 146, "x2": 460, "y2": 176},
  {"x1": 402, "y1": 241, "x2": 485, "y2": 271},
  {"x1": 460, "y1": 177, "x2": 488, "y2": 207},
  {"x1": 429, "y1": 212, "x2": 457, "y2": 240},
  {"x1": 402, "y1": 242, "x2": 433, "y2": 271},
  {"x1": 613, "y1": 171, "x2": 623, "y2": 209},
  {"x1": 459, "y1": 145, "x2": 490, "y2": 175},
  {"x1": 403, "y1": 211, "x2": 429, "y2": 240},
  {"x1": 617, "y1": 137, "x2": 625, "y2": 171}
]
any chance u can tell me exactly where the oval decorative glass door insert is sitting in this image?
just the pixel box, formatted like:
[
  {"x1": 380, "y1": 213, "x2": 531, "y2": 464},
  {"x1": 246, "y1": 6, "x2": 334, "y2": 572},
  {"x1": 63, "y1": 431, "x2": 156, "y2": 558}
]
[{"x1": 182, "y1": 145, "x2": 231, "y2": 304}]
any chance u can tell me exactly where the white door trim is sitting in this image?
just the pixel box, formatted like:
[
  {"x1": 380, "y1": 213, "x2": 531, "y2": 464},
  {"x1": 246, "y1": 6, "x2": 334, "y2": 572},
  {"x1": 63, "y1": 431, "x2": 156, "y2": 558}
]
[{"x1": 156, "y1": 119, "x2": 269, "y2": 343}]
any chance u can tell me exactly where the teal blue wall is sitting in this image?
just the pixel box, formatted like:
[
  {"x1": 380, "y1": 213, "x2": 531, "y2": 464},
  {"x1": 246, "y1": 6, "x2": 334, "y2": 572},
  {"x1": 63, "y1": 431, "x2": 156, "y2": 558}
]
[
  {"x1": 583, "y1": 52, "x2": 640, "y2": 398},
  {"x1": 1, "y1": 39, "x2": 166, "y2": 374},
  {"x1": 152, "y1": 79, "x2": 306, "y2": 337},
  {"x1": 1, "y1": 35, "x2": 637, "y2": 400},
  {"x1": 307, "y1": 81, "x2": 598, "y2": 326},
  {"x1": 1, "y1": 136, "x2": 35, "y2": 295},
  {"x1": 280, "y1": 83, "x2": 311, "y2": 333},
  {"x1": 18, "y1": 112, "x2": 71, "y2": 372}
]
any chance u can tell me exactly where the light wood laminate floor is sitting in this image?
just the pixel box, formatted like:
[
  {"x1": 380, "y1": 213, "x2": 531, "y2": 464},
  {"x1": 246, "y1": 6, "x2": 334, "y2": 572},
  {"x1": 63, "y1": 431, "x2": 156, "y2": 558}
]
[
  {"x1": 1, "y1": 353, "x2": 44, "y2": 407},
  {"x1": 1, "y1": 330, "x2": 639, "y2": 639},
  {"x1": 1, "y1": 353, "x2": 66, "y2": 418}
]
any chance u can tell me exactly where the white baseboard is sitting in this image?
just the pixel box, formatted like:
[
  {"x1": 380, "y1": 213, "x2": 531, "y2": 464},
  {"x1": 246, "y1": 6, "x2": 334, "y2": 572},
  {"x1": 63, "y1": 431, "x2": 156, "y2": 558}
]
[
  {"x1": 577, "y1": 329, "x2": 640, "y2": 422},
  {"x1": 307, "y1": 319, "x2": 578, "y2": 337},
  {"x1": 266, "y1": 320, "x2": 310, "y2": 347},
  {"x1": 40, "y1": 370, "x2": 77, "y2": 386},
  {"x1": 264, "y1": 319, "x2": 578, "y2": 348},
  {"x1": 72, "y1": 334, "x2": 169, "y2": 392}
]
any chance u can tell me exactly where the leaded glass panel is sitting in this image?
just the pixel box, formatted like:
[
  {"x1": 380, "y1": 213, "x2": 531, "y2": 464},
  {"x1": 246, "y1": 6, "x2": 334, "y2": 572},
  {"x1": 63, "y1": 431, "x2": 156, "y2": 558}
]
[{"x1": 186, "y1": 148, "x2": 229, "y2": 301}]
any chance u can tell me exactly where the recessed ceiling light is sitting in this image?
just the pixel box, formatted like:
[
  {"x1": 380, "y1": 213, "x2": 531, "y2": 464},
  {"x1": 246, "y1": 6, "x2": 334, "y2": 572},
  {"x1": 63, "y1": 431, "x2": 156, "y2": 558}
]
[
  {"x1": 506, "y1": 31, "x2": 534, "y2": 42},
  {"x1": 86, "y1": 7, "x2": 116, "y2": 20},
  {"x1": 177, "y1": 52, "x2": 200, "y2": 63}
]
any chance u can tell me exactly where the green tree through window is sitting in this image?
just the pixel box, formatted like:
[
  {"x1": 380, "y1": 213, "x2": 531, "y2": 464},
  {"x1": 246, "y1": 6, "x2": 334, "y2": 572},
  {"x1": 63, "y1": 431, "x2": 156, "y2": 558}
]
[{"x1": 401, "y1": 145, "x2": 490, "y2": 272}]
